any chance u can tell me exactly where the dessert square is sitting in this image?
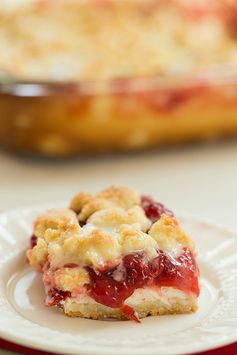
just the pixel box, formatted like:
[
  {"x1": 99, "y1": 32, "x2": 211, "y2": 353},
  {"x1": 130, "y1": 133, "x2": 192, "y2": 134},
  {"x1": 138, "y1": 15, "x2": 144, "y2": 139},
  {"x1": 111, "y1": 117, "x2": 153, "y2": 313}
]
[{"x1": 27, "y1": 186, "x2": 200, "y2": 322}]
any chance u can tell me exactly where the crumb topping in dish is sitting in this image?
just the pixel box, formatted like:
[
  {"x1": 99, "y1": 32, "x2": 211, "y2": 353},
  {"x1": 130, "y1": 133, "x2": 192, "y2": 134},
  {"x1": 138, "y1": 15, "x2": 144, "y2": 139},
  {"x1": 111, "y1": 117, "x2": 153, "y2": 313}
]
[
  {"x1": 26, "y1": 186, "x2": 200, "y2": 321},
  {"x1": 0, "y1": 0, "x2": 237, "y2": 81}
]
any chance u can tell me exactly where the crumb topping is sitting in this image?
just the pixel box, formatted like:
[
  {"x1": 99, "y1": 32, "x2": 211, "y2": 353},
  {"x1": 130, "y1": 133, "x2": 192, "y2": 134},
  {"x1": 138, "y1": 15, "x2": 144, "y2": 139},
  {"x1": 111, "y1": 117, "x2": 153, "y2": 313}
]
[
  {"x1": 27, "y1": 186, "x2": 194, "y2": 270},
  {"x1": 53, "y1": 267, "x2": 90, "y2": 292},
  {"x1": 149, "y1": 214, "x2": 194, "y2": 253}
]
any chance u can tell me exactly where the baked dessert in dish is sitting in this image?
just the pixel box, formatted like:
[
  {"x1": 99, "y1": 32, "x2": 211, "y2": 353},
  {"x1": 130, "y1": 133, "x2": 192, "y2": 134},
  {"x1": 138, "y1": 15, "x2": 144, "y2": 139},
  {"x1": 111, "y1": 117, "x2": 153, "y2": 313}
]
[
  {"x1": 0, "y1": 0, "x2": 237, "y2": 81},
  {"x1": 1, "y1": 0, "x2": 237, "y2": 156},
  {"x1": 27, "y1": 186, "x2": 200, "y2": 322}
]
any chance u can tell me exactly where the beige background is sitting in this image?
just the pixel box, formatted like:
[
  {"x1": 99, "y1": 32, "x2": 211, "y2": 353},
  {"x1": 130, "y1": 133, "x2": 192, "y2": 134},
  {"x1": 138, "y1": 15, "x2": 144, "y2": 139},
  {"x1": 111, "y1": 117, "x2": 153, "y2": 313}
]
[
  {"x1": 1, "y1": 141, "x2": 237, "y2": 228},
  {"x1": 0, "y1": 140, "x2": 237, "y2": 354}
]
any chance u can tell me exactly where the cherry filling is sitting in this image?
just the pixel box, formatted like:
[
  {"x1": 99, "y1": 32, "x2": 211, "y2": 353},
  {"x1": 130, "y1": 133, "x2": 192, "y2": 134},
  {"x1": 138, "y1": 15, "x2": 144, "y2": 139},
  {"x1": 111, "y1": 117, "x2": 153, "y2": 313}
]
[
  {"x1": 47, "y1": 288, "x2": 71, "y2": 307},
  {"x1": 157, "y1": 249, "x2": 200, "y2": 296},
  {"x1": 45, "y1": 249, "x2": 199, "y2": 321},
  {"x1": 141, "y1": 195, "x2": 174, "y2": 223},
  {"x1": 30, "y1": 234, "x2": 38, "y2": 248},
  {"x1": 121, "y1": 305, "x2": 141, "y2": 323},
  {"x1": 87, "y1": 248, "x2": 199, "y2": 310}
]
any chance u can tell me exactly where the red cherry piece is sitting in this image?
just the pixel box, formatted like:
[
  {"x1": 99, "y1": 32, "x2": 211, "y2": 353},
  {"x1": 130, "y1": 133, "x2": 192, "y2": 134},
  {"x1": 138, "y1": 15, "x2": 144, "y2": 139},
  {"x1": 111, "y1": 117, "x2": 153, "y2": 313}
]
[
  {"x1": 123, "y1": 252, "x2": 152, "y2": 288},
  {"x1": 141, "y1": 195, "x2": 174, "y2": 223},
  {"x1": 121, "y1": 304, "x2": 141, "y2": 323},
  {"x1": 87, "y1": 269, "x2": 133, "y2": 308},
  {"x1": 30, "y1": 235, "x2": 38, "y2": 248},
  {"x1": 47, "y1": 288, "x2": 71, "y2": 307},
  {"x1": 158, "y1": 248, "x2": 200, "y2": 296}
]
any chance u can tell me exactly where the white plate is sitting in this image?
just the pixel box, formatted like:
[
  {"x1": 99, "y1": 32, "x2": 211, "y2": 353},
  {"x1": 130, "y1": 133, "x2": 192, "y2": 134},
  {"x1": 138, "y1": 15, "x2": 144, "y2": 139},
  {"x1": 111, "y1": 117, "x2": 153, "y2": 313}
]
[{"x1": 0, "y1": 205, "x2": 237, "y2": 355}]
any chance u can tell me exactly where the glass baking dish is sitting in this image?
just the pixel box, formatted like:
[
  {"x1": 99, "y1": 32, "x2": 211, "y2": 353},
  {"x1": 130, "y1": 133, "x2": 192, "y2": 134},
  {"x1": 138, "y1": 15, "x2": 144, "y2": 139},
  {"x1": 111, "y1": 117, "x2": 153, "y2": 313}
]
[
  {"x1": 1, "y1": 67, "x2": 237, "y2": 157},
  {"x1": 0, "y1": 0, "x2": 237, "y2": 157}
]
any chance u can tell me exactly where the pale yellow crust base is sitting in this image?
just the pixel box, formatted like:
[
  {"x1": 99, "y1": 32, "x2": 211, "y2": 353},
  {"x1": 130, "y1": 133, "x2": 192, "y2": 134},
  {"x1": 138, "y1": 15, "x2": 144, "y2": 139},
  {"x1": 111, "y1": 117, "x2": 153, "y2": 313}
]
[
  {"x1": 61, "y1": 296, "x2": 198, "y2": 321},
  {"x1": 63, "y1": 303, "x2": 198, "y2": 321}
]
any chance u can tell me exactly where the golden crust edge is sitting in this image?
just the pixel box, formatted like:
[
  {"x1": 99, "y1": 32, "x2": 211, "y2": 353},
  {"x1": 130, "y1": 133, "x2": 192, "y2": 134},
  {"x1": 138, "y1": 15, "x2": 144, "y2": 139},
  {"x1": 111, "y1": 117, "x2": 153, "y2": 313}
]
[{"x1": 62, "y1": 301, "x2": 198, "y2": 321}]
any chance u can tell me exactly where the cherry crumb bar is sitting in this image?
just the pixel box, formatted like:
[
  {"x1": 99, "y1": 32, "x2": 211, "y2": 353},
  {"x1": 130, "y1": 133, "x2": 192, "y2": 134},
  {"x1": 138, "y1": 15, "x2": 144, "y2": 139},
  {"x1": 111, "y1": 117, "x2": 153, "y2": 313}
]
[{"x1": 27, "y1": 186, "x2": 200, "y2": 322}]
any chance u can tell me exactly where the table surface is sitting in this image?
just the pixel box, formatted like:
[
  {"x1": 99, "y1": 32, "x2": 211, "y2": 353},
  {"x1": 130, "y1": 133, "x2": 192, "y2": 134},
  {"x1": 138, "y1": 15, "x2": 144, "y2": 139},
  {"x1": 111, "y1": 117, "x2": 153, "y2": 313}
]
[{"x1": 1, "y1": 140, "x2": 237, "y2": 354}]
